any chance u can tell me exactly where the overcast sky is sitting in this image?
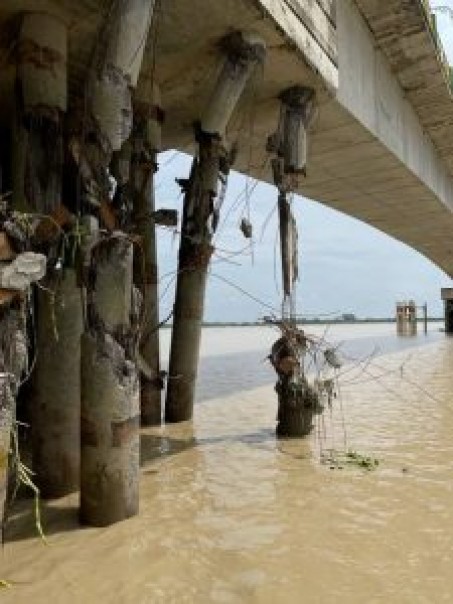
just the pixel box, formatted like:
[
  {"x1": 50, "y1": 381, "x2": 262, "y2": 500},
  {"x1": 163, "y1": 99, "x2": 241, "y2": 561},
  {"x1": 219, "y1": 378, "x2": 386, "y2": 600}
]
[{"x1": 154, "y1": 1, "x2": 453, "y2": 323}]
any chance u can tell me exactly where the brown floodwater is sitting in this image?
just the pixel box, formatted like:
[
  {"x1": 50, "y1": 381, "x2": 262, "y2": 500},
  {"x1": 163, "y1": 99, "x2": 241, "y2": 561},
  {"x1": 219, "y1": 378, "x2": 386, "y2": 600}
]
[{"x1": 2, "y1": 324, "x2": 453, "y2": 603}]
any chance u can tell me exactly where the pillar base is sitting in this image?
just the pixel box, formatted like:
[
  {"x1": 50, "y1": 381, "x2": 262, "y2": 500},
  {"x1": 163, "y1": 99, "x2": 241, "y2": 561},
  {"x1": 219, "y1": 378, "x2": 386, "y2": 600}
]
[
  {"x1": 141, "y1": 381, "x2": 162, "y2": 426},
  {"x1": 80, "y1": 332, "x2": 140, "y2": 527},
  {"x1": 276, "y1": 379, "x2": 322, "y2": 438}
]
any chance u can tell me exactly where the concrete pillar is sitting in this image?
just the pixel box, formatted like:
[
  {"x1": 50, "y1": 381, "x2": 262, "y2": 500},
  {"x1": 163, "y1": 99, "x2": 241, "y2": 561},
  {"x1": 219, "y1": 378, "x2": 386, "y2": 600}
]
[
  {"x1": 91, "y1": 0, "x2": 156, "y2": 153},
  {"x1": 0, "y1": 372, "x2": 15, "y2": 527},
  {"x1": 14, "y1": 13, "x2": 67, "y2": 213},
  {"x1": 80, "y1": 237, "x2": 139, "y2": 526},
  {"x1": 446, "y1": 301, "x2": 453, "y2": 334},
  {"x1": 269, "y1": 86, "x2": 319, "y2": 438},
  {"x1": 441, "y1": 288, "x2": 453, "y2": 334},
  {"x1": 0, "y1": 300, "x2": 27, "y2": 526},
  {"x1": 78, "y1": 0, "x2": 156, "y2": 525},
  {"x1": 132, "y1": 85, "x2": 163, "y2": 426},
  {"x1": 165, "y1": 135, "x2": 221, "y2": 423},
  {"x1": 32, "y1": 270, "x2": 83, "y2": 498},
  {"x1": 12, "y1": 14, "x2": 86, "y2": 496},
  {"x1": 165, "y1": 32, "x2": 266, "y2": 423}
]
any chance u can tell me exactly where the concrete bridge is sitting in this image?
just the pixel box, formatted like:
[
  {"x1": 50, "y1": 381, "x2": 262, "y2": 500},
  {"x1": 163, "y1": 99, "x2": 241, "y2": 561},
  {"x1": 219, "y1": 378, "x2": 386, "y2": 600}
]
[
  {"x1": 157, "y1": 0, "x2": 453, "y2": 277},
  {"x1": 158, "y1": 0, "x2": 453, "y2": 276},
  {"x1": 2, "y1": 0, "x2": 453, "y2": 525},
  {"x1": 1, "y1": 1, "x2": 452, "y2": 272}
]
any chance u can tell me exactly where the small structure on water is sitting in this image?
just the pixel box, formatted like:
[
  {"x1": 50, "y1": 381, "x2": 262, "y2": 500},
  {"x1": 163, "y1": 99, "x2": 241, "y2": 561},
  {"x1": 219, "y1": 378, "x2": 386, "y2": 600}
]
[{"x1": 396, "y1": 300, "x2": 417, "y2": 336}]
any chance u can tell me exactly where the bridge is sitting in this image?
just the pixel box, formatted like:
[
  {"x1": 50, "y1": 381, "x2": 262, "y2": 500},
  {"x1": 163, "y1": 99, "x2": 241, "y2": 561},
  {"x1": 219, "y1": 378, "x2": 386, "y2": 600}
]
[
  {"x1": 158, "y1": 0, "x2": 453, "y2": 276},
  {"x1": 156, "y1": 0, "x2": 453, "y2": 276},
  {"x1": 2, "y1": 0, "x2": 453, "y2": 525},
  {"x1": 0, "y1": 1, "x2": 452, "y2": 270}
]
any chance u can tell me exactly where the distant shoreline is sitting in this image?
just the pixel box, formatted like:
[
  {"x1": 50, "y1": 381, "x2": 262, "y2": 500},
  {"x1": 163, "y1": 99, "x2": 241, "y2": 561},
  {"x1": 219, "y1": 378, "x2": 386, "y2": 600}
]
[{"x1": 161, "y1": 318, "x2": 445, "y2": 328}]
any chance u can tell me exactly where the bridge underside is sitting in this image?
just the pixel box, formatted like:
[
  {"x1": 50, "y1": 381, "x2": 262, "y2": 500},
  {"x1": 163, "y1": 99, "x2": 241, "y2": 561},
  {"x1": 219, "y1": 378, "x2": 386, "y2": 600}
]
[{"x1": 1, "y1": 0, "x2": 453, "y2": 274}]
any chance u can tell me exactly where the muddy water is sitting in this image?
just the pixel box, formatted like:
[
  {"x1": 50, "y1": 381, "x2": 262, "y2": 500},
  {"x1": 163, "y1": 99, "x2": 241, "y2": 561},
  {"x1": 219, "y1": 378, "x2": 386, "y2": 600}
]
[{"x1": 2, "y1": 324, "x2": 453, "y2": 603}]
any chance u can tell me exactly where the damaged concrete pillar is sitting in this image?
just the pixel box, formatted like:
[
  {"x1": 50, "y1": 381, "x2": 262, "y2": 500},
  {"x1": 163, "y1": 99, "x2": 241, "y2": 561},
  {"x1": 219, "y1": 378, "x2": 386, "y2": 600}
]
[
  {"x1": 0, "y1": 373, "x2": 15, "y2": 529},
  {"x1": 165, "y1": 135, "x2": 222, "y2": 423},
  {"x1": 80, "y1": 237, "x2": 140, "y2": 526},
  {"x1": 131, "y1": 85, "x2": 164, "y2": 426},
  {"x1": 32, "y1": 270, "x2": 83, "y2": 498},
  {"x1": 166, "y1": 32, "x2": 266, "y2": 423},
  {"x1": 91, "y1": 0, "x2": 156, "y2": 153},
  {"x1": 0, "y1": 298, "x2": 27, "y2": 528},
  {"x1": 13, "y1": 14, "x2": 86, "y2": 495},
  {"x1": 0, "y1": 229, "x2": 46, "y2": 528},
  {"x1": 269, "y1": 86, "x2": 319, "y2": 438},
  {"x1": 13, "y1": 13, "x2": 67, "y2": 212}
]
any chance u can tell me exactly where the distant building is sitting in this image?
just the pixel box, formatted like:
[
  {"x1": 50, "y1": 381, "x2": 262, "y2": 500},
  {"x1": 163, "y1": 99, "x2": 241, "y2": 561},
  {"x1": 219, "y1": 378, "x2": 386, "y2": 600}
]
[{"x1": 341, "y1": 313, "x2": 356, "y2": 322}]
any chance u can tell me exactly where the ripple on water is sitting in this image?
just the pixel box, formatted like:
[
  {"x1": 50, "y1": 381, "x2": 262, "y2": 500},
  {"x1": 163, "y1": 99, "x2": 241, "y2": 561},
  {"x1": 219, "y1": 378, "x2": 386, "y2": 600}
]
[{"x1": 3, "y1": 327, "x2": 453, "y2": 603}]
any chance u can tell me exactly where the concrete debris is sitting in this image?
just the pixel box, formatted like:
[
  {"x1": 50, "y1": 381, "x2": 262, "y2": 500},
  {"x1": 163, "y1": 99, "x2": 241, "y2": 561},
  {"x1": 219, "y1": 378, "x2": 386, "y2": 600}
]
[{"x1": 0, "y1": 252, "x2": 46, "y2": 291}]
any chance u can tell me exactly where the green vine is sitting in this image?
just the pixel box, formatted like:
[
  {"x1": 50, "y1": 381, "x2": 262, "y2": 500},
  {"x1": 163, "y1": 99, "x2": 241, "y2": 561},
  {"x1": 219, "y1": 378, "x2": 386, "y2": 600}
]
[{"x1": 322, "y1": 449, "x2": 380, "y2": 471}]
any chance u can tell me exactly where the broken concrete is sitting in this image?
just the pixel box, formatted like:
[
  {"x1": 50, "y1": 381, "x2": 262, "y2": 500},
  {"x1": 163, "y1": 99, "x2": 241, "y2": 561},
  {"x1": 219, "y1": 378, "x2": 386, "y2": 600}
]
[{"x1": 80, "y1": 236, "x2": 140, "y2": 526}]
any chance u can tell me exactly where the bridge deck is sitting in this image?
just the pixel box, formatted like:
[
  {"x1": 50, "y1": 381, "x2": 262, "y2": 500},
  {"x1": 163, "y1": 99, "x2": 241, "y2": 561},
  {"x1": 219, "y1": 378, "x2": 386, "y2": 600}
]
[{"x1": 1, "y1": 0, "x2": 453, "y2": 275}]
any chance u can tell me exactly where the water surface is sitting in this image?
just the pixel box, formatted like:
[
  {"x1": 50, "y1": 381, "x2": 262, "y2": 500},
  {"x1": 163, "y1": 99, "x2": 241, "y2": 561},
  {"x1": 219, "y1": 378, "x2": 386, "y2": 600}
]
[{"x1": 2, "y1": 323, "x2": 453, "y2": 603}]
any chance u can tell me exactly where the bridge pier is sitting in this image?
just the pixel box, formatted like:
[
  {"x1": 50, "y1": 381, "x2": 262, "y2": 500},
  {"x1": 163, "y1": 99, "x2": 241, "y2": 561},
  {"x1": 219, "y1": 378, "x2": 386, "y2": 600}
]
[
  {"x1": 12, "y1": 13, "x2": 86, "y2": 497},
  {"x1": 165, "y1": 32, "x2": 266, "y2": 423},
  {"x1": 268, "y1": 86, "x2": 321, "y2": 438},
  {"x1": 0, "y1": 297, "x2": 27, "y2": 528},
  {"x1": 131, "y1": 85, "x2": 164, "y2": 426},
  {"x1": 33, "y1": 270, "x2": 83, "y2": 498},
  {"x1": 80, "y1": 236, "x2": 140, "y2": 526},
  {"x1": 78, "y1": 0, "x2": 156, "y2": 524},
  {"x1": 441, "y1": 288, "x2": 453, "y2": 334}
]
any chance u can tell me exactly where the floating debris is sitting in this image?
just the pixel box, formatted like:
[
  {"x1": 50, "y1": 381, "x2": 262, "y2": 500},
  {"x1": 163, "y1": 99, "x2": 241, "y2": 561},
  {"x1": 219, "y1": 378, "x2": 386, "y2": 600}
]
[{"x1": 321, "y1": 449, "x2": 380, "y2": 471}]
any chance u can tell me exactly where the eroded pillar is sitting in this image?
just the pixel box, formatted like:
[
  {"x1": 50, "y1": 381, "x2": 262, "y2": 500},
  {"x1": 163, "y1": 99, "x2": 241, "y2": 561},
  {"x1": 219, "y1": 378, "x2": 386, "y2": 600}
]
[
  {"x1": 0, "y1": 299, "x2": 26, "y2": 528},
  {"x1": 13, "y1": 14, "x2": 86, "y2": 495},
  {"x1": 165, "y1": 32, "x2": 266, "y2": 423},
  {"x1": 132, "y1": 85, "x2": 163, "y2": 426},
  {"x1": 80, "y1": 237, "x2": 139, "y2": 526},
  {"x1": 14, "y1": 13, "x2": 67, "y2": 213},
  {"x1": 268, "y1": 86, "x2": 321, "y2": 437},
  {"x1": 32, "y1": 270, "x2": 83, "y2": 497}
]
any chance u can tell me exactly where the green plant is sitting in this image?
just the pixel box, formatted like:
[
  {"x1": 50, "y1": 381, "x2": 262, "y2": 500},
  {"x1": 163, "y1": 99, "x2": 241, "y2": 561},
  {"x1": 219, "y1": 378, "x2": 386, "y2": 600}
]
[{"x1": 321, "y1": 449, "x2": 380, "y2": 471}]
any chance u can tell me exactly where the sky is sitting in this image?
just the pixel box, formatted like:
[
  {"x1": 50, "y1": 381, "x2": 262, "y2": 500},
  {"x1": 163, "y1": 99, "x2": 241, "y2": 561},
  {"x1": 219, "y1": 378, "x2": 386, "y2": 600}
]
[{"x1": 154, "y1": 1, "x2": 453, "y2": 323}]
